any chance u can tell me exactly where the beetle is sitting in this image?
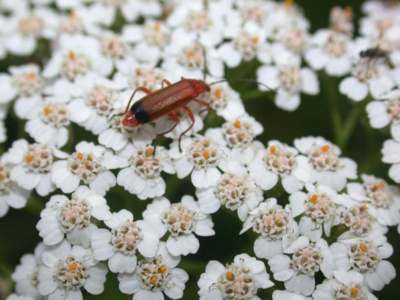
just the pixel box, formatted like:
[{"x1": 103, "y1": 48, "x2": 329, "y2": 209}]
[{"x1": 120, "y1": 78, "x2": 211, "y2": 145}]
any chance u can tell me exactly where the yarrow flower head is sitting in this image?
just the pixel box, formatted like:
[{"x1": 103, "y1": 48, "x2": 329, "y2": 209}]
[{"x1": 198, "y1": 253, "x2": 274, "y2": 300}]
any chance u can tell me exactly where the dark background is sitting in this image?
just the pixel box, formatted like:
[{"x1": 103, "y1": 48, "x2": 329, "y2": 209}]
[{"x1": 0, "y1": 0, "x2": 398, "y2": 299}]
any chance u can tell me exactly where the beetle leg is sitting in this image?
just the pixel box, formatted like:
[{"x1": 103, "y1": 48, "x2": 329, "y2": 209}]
[
  {"x1": 125, "y1": 86, "x2": 152, "y2": 113},
  {"x1": 193, "y1": 98, "x2": 210, "y2": 116},
  {"x1": 178, "y1": 106, "x2": 195, "y2": 151},
  {"x1": 156, "y1": 111, "x2": 181, "y2": 136},
  {"x1": 161, "y1": 79, "x2": 173, "y2": 88}
]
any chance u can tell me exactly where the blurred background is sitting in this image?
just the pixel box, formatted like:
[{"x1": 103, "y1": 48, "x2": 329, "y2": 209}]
[{"x1": 0, "y1": 0, "x2": 398, "y2": 299}]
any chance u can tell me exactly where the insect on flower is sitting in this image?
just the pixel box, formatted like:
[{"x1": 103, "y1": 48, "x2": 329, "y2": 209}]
[{"x1": 120, "y1": 78, "x2": 211, "y2": 146}]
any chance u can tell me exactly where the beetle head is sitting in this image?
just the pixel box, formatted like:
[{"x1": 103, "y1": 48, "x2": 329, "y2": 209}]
[{"x1": 121, "y1": 112, "x2": 141, "y2": 128}]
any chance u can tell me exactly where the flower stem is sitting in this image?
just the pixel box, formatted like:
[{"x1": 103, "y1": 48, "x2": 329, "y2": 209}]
[
  {"x1": 337, "y1": 101, "x2": 365, "y2": 150},
  {"x1": 324, "y1": 75, "x2": 342, "y2": 144}
]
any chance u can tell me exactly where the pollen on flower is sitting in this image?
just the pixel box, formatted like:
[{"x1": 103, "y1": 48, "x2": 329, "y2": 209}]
[
  {"x1": 233, "y1": 31, "x2": 260, "y2": 61},
  {"x1": 309, "y1": 143, "x2": 341, "y2": 171},
  {"x1": 277, "y1": 65, "x2": 301, "y2": 94},
  {"x1": 69, "y1": 152, "x2": 102, "y2": 183},
  {"x1": 144, "y1": 21, "x2": 170, "y2": 47},
  {"x1": 137, "y1": 257, "x2": 170, "y2": 290},
  {"x1": 239, "y1": 2, "x2": 267, "y2": 25},
  {"x1": 336, "y1": 284, "x2": 365, "y2": 300},
  {"x1": 55, "y1": 256, "x2": 88, "y2": 290},
  {"x1": 199, "y1": 85, "x2": 228, "y2": 111},
  {"x1": 177, "y1": 43, "x2": 205, "y2": 69},
  {"x1": 349, "y1": 240, "x2": 380, "y2": 273},
  {"x1": 0, "y1": 164, "x2": 11, "y2": 194},
  {"x1": 12, "y1": 70, "x2": 44, "y2": 97},
  {"x1": 223, "y1": 119, "x2": 255, "y2": 148},
  {"x1": 343, "y1": 204, "x2": 374, "y2": 236},
  {"x1": 59, "y1": 10, "x2": 83, "y2": 34},
  {"x1": 189, "y1": 138, "x2": 220, "y2": 169},
  {"x1": 132, "y1": 67, "x2": 165, "y2": 91},
  {"x1": 215, "y1": 173, "x2": 250, "y2": 210},
  {"x1": 305, "y1": 192, "x2": 336, "y2": 224},
  {"x1": 86, "y1": 85, "x2": 116, "y2": 117},
  {"x1": 58, "y1": 198, "x2": 91, "y2": 232},
  {"x1": 162, "y1": 203, "x2": 195, "y2": 237},
  {"x1": 386, "y1": 97, "x2": 400, "y2": 120},
  {"x1": 111, "y1": 220, "x2": 143, "y2": 255},
  {"x1": 365, "y1": 180, "x2": 393, "y2": 209},
  {"x1": 61, "y1": 50, "x2": 90, "y2": 80},
  {"x1": 281, "y1": 27, "x2": 307, "y2": 54},
  {"x1": 217, "y1": 264, "x2": 255, "y2": 299},
  {"x1": 290, "y1": 244, "x2": 322, "y2": 275},
  {"x1": 41, "y1": 103, "x2": 69, "y2": 128},
  {"x1": 253, "y1": 205, "x2": 290, "y2": 239},
  {"x1": 185, "y1": 11, "x2": 210, "y2": 32},
  {"x1": 23, "y1": 144, "x2": 54, "y2": 173},
  {"x1": 101, "y1": 36, "x2": 128, "y2": 59},
  {"x1": 323, "y1": 32, "x2": 349, "y2": 57},
  {"x1": 18, "y1": 15, "x2": 43, "y2": 37},
  {"x1": 130, "y1": 146, "x2": 161, "y2": 179},
  {"x1": 264, "y1": 144, "x2": 296, "y2": 174}
]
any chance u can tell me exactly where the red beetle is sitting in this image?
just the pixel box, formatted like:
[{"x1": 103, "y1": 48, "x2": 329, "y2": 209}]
[{"x1": 121, "y1": 78, "x2": 210, "y2": 142}]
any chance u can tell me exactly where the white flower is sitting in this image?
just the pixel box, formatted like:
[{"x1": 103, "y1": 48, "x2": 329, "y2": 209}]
[
  {"x1": 367, "y1": 89, "x2": 400, "y2": 136},
  {"x1": 269, "y1": 236, "x2": 333, "y2": 296},
  {"x1": 67, "y1": 74, "x2": 121, "y2": 135},
  {"x1": 143, "y1": 196, "x2": 215, "y2": 256},
  {"x1": 206, "y1": 115, "x2": 263, "y2": 165},
  {"x1": 37, "y1": 241, "x2": 108, "y2": 299},
  {"x1": 337, "y1": 202, "x2": 387, "y2": 241},
  {"x1": 3, "y1": 7, "x2": 57, "y2": 56},
  {"x1": 249, "y1": 141, "x2": 312, "y2": 193},
  {"x1": 116, "y1": 143, "x2": 174, "y2": 200},
  {"x1": 118, "y1": 242, "x2": 188, "y2": 300},
  {"x1": 6, "y1": 295, "x2": 34, "y2": 300},
  {"x1": 339, "y1": 50, "x2": 395, "y2": 102},
  {"x1": 305, "y1": 29, "x2": 353, "y2": 76},
  {"x1": 51, "y1": 141, "x2": 116, "y2": 195},
  {"x1": 218, "y1": 23, "x2": 267, "y2": 68},
  {"x1": 163, "y1": 40, "x2": 224, "y2": 80},
  {"x1": 346, "y1": 175, "x2": 400, "y2": 226},
  {"x1": 91, "y1": 209, "x2": 161, "y2": 273},
  {"x1": 91, "y1": 0, "x2": 161, "y2": 25},
  {"x1": 196, "y1": 171, "x2": 263, "y2": 221},
  {"x1": 313, "y1": 270, "x2": 377, "y2": 300},
  {"x1": 0, "y1": 64, "x2": 45, "y2": 119},
  {"x1": 272, "y1": 290, "x2": 310, "y2": 300},
  {"x1": 169, "y1": 134, "x2": 227, "y2": 189},
  {"x1": 122, "y1": 20, "x2": 170, "y2": 65},
  {"x1": 257, "y1": 61, "x2": 319, "y2": 111},
  {"x1": 12, "y1": 243, "x2": 44, "y2": 299},
  {"x1": 167, "y1": 1, "x2": 225, "y2": 48},
  {"x1": 43, "y1": 35, "x2": 112, "y2": 96},
  {"x1": 241, "y1": 198, "x2": 299, "y2": 260},
  {"x1": 0, "y1": 158, "x2": 30, "y2": 218},
  {"x1": 98, "y1": 32, "x2": 136, "y2": 73},
  {"x1": 381, "y1": 133, "x2": 400, "y2": 183},
  {"x1": 198, "y1": 82, "x2": 245, "y2": 121},
  {"x1": 36, "y1": 186, "x2": 111, "y2": 246},
  {"x1": 198, "y1": 253, "x2": 274, "y2": 300},
  {"x1": 3, "y1": 139, "x2": 66, "y2": 196},
  {"x1": 294, "y1": 136, "x2": 357, "y2": 191},
  {"x1": 289, "y1": 184, "x2": 344, "y2": 241},
  {"x1": 330, "y1": 238, "x2": 396, "y2": 291}
]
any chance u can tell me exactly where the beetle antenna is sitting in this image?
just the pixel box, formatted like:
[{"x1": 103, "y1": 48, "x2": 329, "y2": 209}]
[{"x1": 209, "y1": 78, "x2": 271, "y2": 91}]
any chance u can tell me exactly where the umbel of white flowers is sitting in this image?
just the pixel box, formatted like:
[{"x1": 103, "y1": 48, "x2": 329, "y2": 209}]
[{"x1": 0, "y1": 1, "x2": 400, "y2": 300}]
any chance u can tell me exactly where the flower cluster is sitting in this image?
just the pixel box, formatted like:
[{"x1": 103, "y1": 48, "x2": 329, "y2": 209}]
[{"x1": 0, "y1": 0, "x2": 399, "y2": 300}]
